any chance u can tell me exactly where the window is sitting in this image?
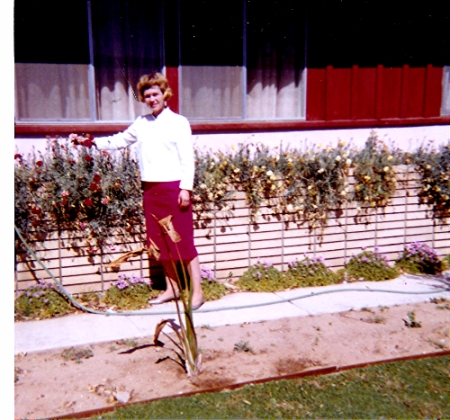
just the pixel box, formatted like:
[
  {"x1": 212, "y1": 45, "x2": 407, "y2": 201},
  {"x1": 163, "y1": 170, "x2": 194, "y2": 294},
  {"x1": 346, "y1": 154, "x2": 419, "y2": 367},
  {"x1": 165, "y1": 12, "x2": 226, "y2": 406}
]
[
  {"x1": 15, "y1": 0, "x2": 163, "y2": 122},
  {"x1": 179, "y1": 0, "x2": 306, "y2": 121},
  {"x1": 15, "y1": 1, "x2": 92, "y2": 120}
]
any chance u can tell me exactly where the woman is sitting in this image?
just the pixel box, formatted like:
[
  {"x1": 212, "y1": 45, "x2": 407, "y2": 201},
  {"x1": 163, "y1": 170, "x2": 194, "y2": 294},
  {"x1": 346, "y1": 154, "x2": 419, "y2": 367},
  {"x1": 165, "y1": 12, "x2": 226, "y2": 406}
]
[{"x1": 86, "y1": 73, "x2": 204, "y2": 310}]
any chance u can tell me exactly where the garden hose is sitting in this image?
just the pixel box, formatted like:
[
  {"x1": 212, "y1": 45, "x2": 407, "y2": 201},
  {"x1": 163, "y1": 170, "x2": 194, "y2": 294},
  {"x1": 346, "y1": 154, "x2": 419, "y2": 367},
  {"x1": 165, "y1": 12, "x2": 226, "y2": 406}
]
[{"x1": 14, "y1": 225, "x2": 450, "y2": 317}]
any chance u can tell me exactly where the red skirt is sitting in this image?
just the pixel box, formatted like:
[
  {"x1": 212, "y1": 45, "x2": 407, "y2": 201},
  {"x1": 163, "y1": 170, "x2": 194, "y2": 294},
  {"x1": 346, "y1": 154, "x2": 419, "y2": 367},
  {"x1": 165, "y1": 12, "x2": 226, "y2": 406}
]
[{"x1": 143, "y1": 181, "x2": 198, "y2": 262}]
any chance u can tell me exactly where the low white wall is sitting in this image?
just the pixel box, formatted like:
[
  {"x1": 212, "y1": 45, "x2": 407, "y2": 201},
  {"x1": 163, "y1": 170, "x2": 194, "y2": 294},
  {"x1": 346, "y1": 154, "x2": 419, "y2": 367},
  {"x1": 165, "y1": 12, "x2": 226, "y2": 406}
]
[
  {"x1": 15, "y1": 167, "x2": 450, "y2": 295},
  {"x1": 14, "y1": 125, "x2": 450, "y2": 156}
]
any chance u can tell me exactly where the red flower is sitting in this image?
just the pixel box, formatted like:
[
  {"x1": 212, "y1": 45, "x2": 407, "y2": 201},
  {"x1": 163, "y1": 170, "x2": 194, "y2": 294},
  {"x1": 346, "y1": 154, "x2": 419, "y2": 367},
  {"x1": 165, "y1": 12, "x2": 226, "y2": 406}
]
[
  {"x1": 61, "y1": 199, "x2": 68, "y2": 206},
  {"x1": 83, "y1": 198, "x2": 93, "y2": 207},
  {"x1": 83, "y1": 138, "x2": 94, "y2": 148},
  {"x1": 36, "y1": 160, "x2": 43, "y2": 167},
  {"x1": 85, "y1": 154, "x2": 93, "y2": 162},
  {"x1": 14, "y1": 153, "x2": 22, "y2": 160},
  {"x1": 89, "y1": 183, "x2": 100, "y2": 192},
  {"x1": 31, "y1": 206, "x2": 42, "y2": 215},
  {"x1": 93, "y1": 172, "x2": 102, "y2": 183}
]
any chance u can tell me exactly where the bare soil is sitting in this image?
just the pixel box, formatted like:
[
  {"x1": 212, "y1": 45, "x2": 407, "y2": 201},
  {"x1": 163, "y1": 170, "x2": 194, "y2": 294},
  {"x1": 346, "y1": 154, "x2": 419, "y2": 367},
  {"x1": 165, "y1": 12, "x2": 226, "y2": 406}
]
[{"x1": 15, "y1": 300, "x2": 450, "y2": 419}]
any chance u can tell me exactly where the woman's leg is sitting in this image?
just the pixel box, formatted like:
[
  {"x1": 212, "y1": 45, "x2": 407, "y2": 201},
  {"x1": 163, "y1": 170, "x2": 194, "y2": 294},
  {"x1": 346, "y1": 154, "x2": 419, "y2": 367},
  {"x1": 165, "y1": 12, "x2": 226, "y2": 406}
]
[
  {"x1": 186, "y1": 256, "x2": 204, "y2": 309},
  {"x1": 149, "y1": 260, "x2": 180, "y2": 303},
  {"x1": 149, "y1": 256, "x2": 204, "y2": 309}
]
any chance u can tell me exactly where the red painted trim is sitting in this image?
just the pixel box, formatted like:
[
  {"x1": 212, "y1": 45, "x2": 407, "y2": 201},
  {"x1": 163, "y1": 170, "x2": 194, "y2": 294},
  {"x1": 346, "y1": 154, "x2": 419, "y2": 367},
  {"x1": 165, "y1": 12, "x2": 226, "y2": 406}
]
[
  {"x1": 15, "y1": 117, "x2": 450, "y2": 137},
  {"x1": 355, "y1": 67, "x2": 377, "y2": 120},
  {"x1": 325, "y1": 66, "x2": 352, "y2": 121},
  {"x1": 306, "y1": 68, "x2": 326, "y2": 121},
  {"x1": 424, "y1": 65, "x2": 444, "y2": 118},
  {"x1": 399, "y1": 64, "x2": 409, "y2": 119},
  {"x1": 165, "y1": 67, "x2": 179, "y2": 114},
  {"x1": 380, "y1": 67, "x2": 403, "y2": 119},
  {"x1": 375, "y1": 64, "x2": 384, "y2": 120},
  {"x1": 401, "y1": 65, "x2": 427, "y2": 118}
]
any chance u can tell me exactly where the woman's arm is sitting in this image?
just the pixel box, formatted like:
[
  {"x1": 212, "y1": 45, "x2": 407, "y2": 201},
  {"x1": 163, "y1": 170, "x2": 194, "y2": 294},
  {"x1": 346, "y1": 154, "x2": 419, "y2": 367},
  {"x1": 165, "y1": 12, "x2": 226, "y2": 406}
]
[
  {"x1": 175, "y1": 117, "x2": 195, "y2": 191},
  {"x1": 92, "y1": 120, "x2": 140, "y2": 150}
]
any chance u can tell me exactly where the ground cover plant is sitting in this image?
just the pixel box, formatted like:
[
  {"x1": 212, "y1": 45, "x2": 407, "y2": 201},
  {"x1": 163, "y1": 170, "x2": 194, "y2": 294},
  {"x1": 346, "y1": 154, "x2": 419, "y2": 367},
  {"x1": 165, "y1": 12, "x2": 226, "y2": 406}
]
[
  {"x1": 395, "y1": 242, "x2": 445, "y2": 275},
  {"x1": 200, "y1": 265, "x2": 228, "y2": 301},
  {"x1": 344, "y1": 247, "x2": 400, "y2": 281},
  {"x1": 14, "y1": 266, "x2": 228, "y2": 320},
  {"x1": 236, "y1": 259, "x2": 290, "y2": 292},
  {"x1": 89, "y1": 355, "x2": 450, "y2": 419},
  {"x1": 14, "y1": 279, "x2": 75, "y2": 321},
  {"x1": 103, "y1": 273, "x2": 158, "y2": 310},
  {"x1": 285, "y1": 255, "x2": 340, "y2": 287}
]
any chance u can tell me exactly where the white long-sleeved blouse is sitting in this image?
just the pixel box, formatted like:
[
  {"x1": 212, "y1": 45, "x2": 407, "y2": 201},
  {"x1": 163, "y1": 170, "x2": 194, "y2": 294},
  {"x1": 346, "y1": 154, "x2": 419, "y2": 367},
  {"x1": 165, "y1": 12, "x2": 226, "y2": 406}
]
[{"x1": 94, "y1": 108, "x2": 195, "y2": 191}]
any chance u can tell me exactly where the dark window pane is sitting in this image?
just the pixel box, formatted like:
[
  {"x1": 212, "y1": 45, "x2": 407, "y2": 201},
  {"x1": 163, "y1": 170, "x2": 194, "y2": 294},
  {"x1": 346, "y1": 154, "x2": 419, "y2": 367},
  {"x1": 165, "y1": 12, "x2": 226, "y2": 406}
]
[
  {"x1": 14, "y1": 0, "x2": 90, "y2": 64},
  {"x1": 180, "y1": 0, "x2": 243, "y2": 66},
  {"x1": 90, "y1": 0, "x2": 164, "y2": 120}
]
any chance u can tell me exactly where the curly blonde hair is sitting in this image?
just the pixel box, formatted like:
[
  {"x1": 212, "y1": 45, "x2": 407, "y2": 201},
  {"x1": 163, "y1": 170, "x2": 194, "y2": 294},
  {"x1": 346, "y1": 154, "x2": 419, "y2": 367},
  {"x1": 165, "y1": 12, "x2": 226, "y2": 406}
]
[{"x1": 137, "y1": 73, "x2": 173, "y2": 103}]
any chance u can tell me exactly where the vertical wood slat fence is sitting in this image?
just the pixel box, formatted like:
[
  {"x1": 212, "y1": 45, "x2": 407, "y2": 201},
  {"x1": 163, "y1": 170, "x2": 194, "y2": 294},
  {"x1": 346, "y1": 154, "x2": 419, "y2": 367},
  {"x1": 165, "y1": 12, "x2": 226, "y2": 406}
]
[{"x1": 15, "y1": 166, "x2": 449, "y2": 295}]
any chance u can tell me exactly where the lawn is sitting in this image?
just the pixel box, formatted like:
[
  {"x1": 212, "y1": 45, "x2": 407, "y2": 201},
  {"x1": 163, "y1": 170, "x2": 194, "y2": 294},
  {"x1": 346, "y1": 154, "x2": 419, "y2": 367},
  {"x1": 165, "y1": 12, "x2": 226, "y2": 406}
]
[{"x1": 82, "y1": 354, "x2": 450, "y2": 419}]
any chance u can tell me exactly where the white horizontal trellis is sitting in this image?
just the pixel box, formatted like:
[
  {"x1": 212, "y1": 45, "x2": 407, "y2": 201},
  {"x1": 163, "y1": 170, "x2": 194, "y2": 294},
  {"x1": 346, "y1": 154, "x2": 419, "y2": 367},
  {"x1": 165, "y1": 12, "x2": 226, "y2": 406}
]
[{"x1": 15, "y1": 166, "x2": 450, "y2": 295}]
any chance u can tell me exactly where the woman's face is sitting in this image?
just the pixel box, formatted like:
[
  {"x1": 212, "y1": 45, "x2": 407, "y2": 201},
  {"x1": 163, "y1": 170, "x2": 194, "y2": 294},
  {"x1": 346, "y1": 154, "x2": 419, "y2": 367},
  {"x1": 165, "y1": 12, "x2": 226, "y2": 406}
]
[{"x1": 143, "y1": 86, "x2": 165, "y2": 117}]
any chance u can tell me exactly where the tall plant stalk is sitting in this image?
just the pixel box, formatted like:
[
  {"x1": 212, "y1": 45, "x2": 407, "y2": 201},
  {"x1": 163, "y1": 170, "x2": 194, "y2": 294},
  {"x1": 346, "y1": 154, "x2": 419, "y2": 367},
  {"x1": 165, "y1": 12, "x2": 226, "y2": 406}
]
[{"x1": 152, "y1": 215, "x2": 201, "y2": 377}]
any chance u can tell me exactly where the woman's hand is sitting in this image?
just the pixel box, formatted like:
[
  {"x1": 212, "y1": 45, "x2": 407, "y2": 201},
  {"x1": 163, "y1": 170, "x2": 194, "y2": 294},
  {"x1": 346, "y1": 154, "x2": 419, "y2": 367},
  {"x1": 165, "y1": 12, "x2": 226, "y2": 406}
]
[
  {"x1": 178, "y1": 189, "x2": 191, "y2": 209},
  {"x1": 69, "y1": 133, "x2": 96, "y2": 148}
]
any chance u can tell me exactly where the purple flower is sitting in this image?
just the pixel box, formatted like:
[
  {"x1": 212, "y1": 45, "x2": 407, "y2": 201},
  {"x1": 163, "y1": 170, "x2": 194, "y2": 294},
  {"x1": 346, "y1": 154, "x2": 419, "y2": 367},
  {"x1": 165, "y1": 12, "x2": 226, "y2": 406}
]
[
  {"x1": 200, "y1": 265, "x2": 215, "y2": 281},
  {"x1": 112, "y1": 273, "x2": 150, "y2": 290},
  {"x1": 310, "y1": 255, "x2": 325, "y2": 265},
  {"x1": 260, "y1": 259, "x2": 274, "y2": 269},
  {"x1": 288, "y1": 259, "x2": 298, "y2": 268}
]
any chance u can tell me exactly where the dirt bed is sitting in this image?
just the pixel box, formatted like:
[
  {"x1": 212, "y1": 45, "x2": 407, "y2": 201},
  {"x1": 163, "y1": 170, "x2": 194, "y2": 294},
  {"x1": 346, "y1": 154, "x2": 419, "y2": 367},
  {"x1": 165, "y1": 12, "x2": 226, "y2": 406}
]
[{"x1": 14, "y1": 300, "x2": 450, "y2": 419}]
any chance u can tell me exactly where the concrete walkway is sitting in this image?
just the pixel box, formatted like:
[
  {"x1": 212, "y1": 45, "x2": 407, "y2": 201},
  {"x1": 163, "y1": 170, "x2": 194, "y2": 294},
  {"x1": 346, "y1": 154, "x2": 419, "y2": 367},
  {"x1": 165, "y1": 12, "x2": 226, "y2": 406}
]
[{"x1": 14, "y1": 273, "x2": 449, "y2": 355}]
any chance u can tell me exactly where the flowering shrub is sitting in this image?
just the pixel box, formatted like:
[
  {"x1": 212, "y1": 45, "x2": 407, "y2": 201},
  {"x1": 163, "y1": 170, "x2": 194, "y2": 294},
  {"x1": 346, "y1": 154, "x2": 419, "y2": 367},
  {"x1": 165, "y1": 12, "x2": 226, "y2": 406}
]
[
  {"x1": 395, "y1": 242, "x2": 444, "y2": 275},
  {"x1": 413, "y1": 140, "x2": 450, "y2": 222},
  {"x1": 15, "y1": 134, "x2": 449, "y2": 264},
  {"x1": 14, "y1": 136, "x2": 145, "y2": 254},
  {"x1": 344, "y1": 248, "x2": 400, "y2": 281},
  {"x1": 193, "y1": 149, "x2": 236, "y2": 228},
  {"x1": 282, "y1": 141, "x2": 353, "y2": 233},
  {"x1": 236, "y1": 259, "x2": 289, "y2": 292},
  {"x1": 286, "y1": 255, "x2": 340, "y2": 287},
  {"x1": 353, "y1": 133, "x2": 399, "y2": 218},
  {"x1": 14, "y1": 279, "x2": 74, "y2": 320},
  {"x1": 103, "y1": 273, "x2": 157, "y2": 310}
]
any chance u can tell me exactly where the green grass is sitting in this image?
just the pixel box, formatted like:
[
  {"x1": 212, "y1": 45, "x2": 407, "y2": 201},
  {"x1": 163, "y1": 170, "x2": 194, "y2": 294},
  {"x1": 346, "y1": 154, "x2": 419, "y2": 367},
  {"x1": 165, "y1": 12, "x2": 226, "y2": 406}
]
[{"x1": 86, "y1": 355, "x2": 450, "y2": 419}]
